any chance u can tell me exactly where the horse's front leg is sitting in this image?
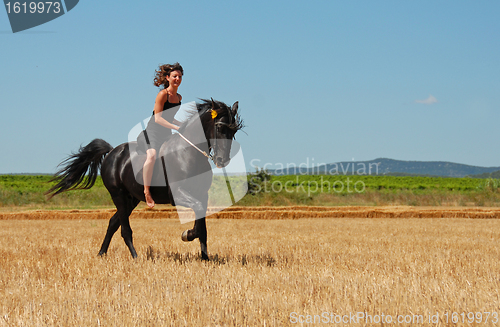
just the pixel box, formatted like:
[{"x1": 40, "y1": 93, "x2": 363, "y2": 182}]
[
  {"x1": 175, "y1": 189, "x2": 209, "y2": 260},
  {"x1": 182, "y1": 217, "x2": 208, "y2": 260}
]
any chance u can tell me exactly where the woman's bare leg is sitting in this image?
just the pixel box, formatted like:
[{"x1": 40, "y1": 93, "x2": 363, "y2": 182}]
[{"x1": 143, "y1": 148, "x2": 157, "y2": 208}]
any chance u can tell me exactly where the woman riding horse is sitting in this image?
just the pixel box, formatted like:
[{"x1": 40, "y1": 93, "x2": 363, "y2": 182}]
[
  {"x1": 140, "y1": 63, "x2": 184, "y2": 208},
  {"x1": 46, "y1": 98, "x2": 243, "y2": 260}
]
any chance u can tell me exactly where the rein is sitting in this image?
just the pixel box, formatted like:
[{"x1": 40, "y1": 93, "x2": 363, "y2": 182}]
[{"x1": 177, "y1": 132, "x2": 214, "y2": 162}]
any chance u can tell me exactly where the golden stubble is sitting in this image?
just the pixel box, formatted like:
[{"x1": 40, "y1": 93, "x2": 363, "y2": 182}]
[{"x1": 0, "y1": 217, "x2": 499, "y2": 326}]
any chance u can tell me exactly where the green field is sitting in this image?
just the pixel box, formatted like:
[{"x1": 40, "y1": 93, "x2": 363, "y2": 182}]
[
  {"x1": 1, "y1": 174, "x2": 500, "y2": 210},
  {"x1": 241, "y1": 172, "x2": 500, "y2": 207},
  {"x1": 264, "y1": 174, "x2": 487, "y2": 192},
  {"x1": 0, "y1": 175, "x2": 113, "y2": 210}
]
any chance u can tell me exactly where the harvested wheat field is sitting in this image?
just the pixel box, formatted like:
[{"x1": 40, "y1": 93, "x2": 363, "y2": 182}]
[
  {"x1": 1, "y1": 205, "x2": 500, "y2": 220},
  {"x1": 1, "y1": 210, "x2": 500, "y2": 326}
]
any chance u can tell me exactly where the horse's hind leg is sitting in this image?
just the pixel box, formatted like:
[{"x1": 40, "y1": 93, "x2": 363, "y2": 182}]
[
  {"x1": 98, "y1": 212, "x2": 120, "y2": 256},
  {"x1": 120, "y1": 212, "x2": 138, "y2": 258},
  {"x1": 120, "y1": 196, "x2": 140, "y2": 258},
  {"x1": 99, "y1": 193, "x2": 139, "y2": 258}
]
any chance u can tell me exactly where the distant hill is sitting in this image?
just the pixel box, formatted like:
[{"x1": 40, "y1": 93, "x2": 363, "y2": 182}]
[{"x1": 269, "y1": 158, "x2": 500, "y2": 178}]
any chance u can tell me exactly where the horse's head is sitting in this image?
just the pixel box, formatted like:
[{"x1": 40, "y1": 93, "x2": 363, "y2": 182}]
[
  {"x1": 187, "y1": 99, "x2": 243, "y2": 168},
  {"x1": 179, "y1": 99, "x2": 244, "y2": 168},
  {"x1": 202, "y1": 99, "x2": 243, "y2": 168}
]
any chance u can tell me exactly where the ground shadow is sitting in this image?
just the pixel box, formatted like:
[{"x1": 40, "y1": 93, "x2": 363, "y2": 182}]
[{"x1": 146, "y1": 245, "x2": 278, "y2": 266}]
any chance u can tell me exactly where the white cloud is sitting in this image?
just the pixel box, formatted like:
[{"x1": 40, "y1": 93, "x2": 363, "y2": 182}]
[{"x1": 415, "y1": 95, "x2": 438, "y2": 105}]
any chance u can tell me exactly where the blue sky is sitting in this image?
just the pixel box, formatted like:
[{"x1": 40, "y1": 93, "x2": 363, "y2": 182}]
[{"x1": 1, "y1": 1, "x2": 499, "y2": 173}]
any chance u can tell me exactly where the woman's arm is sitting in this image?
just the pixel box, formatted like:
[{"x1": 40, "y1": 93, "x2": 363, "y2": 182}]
[{"x1": 153, "y1": 91, "x2": 180, "y2": 130}]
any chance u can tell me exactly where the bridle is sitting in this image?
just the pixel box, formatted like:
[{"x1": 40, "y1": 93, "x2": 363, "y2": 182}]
[{"x1": 177, "y1": 107, "x2": 236, "y2": 165}]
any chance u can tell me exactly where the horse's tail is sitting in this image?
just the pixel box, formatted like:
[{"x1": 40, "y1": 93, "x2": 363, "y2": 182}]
[{"x1": 46, "y1": 139, "x2": 114, "y2": 199}]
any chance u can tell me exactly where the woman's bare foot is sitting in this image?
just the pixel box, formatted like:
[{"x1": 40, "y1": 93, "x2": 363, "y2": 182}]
[{"x1": 145, "y1": 191, "x2": 155, "y2": 208}]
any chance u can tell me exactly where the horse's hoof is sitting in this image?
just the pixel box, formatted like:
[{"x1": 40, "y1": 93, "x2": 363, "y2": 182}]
[{"x1": 182, "y1": 230, "x2": 189, "y2": 242}]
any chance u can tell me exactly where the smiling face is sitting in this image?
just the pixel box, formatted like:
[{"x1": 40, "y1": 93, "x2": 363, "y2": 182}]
[{"x1": 167, "y1": 70, "x2": 183, "y2": 88}]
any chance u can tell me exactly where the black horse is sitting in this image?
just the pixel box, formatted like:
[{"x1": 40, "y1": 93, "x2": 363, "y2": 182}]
[{"x1": 47, "y1": 99, "x2": 243, "y2": 260}]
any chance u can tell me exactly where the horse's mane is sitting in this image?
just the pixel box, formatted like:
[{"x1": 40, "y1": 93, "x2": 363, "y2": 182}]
[{"x1": 179, "y1": 99, "x2": 244, "y2": 133}]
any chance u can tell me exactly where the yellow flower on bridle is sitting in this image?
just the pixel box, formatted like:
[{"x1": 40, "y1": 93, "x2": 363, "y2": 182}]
[{"x1": 211, "y1": 110, "x2": 218, "y2": 119}]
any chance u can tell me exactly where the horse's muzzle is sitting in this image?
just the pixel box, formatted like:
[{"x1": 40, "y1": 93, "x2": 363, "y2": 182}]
[{"x1": 214, "y1": 156, "x2": 230, "y2": 168}]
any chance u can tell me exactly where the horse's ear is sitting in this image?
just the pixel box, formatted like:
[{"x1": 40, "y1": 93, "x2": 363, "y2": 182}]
[
  {"x1": 210, "y1": 98, "x2": 216, "y2": 109},
  {"x1": 231, "y1": 101, "x2": 239, "y2": 115}
]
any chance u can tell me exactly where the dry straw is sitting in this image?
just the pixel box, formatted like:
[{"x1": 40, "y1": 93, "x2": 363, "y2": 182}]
[
  {"x1": 0, "y1": 217, "x2": 499, "y2": 325},
  {"x1": 1, "y1": 206, "x2": 500, "y2": 220}
]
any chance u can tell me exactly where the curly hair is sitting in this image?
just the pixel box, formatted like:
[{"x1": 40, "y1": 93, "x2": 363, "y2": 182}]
[{"x1": 153, "y1": 63, "x2": 184, "y2": 89}]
